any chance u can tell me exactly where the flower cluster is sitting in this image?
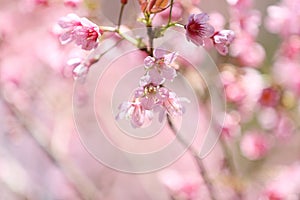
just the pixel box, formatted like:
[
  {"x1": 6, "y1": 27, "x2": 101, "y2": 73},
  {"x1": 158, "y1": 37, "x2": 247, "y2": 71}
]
[{"x1": 116, "y1": 49, "x2": 189, "y2": 128}]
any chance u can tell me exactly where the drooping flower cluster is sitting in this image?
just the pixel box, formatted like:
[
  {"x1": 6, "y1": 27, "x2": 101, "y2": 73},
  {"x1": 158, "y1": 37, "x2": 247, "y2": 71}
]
[
  {"x1": 58, "y1": 13, "x2": 102, "y2": 51},
  {"x1": 185, "y1": 13, "x2": 235, "y2": 55},
  {"x1": 116, "y1": 49, "x2": 189, "y2": 128}
]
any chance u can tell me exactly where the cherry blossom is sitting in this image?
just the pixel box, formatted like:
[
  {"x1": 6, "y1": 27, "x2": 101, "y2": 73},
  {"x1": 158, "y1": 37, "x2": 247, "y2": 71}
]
[
  {"x1": 262, "y1": 163, "x2": 300, "y2": 200},
  {"x1": 157, "y1": 87, "x2": 189, "y2": 121},
  {"x1": 212, "y1": 30, "x2": 235, "y2": 55},
  {"x1": 259, "y1": 87, "x2": 281, "y2": 107},
  {"x1": 116, "y1": 100, "x2": 153, "y2": 128},
  {"x1": 116, "y1": 84, "x2": 189, "y2": 127},
  {"x1": 185, "y1": 13, "x2": 215, "y2": 46},
  {"x1": 58, "y1": 13, "x2": 101, "y2": 50},
  {"x1": 66, "y1": 57, "x2": 91, "y2": 80},
  {"x1": 159, "y1": 170, "x2": 201, "y2": 200},
  {"x1": 240, "y1": 131, "x2": 270, "y2": 160},
  {"x1": 141, "y1": 49, "x2": 178, "y2": 86}
]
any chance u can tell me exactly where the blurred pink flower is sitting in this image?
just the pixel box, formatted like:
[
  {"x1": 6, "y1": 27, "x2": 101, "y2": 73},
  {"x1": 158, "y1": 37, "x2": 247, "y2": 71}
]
[
  {"x1": 64, "y1": 0, "x2": 82, "y2": 8},
  {"x1": 159, "y1": 170, "x2": 201, "y2": 200},
  {"x1": 262, "y1": 162, "x2": 300, "y2": 200},
  {"x1": 257, "y1": 107, "x2": 278, "y2": 131},
  {"x1": 208, "y1": 12, "x2": 225, "y2": 31},
  {"x1": 231, "y1": 34, "x2": 265, "y2": 67},
  {"x1": 240, "y1": 131, "x2": 270, "y2": 160},
  {"x1": 231, "y1": 10, "x2": 261, "y2": 37},
  {"x1": 141, "y1": 49, "x2": 178, "y2": 86},
  {"x1": 280, "y1": 35, "x2": 300, "y2": 60},
  {"x1": 185, "y1": 13, "x2": 215, "y2": 46},
  {"x1": 274, "y1": 114, "x2": 295, "y2": 140},
  {"x1": 226, "y1": 0, "x2": 253, "y2": 10},
  {"x1": 258, "y1": 87, "x2": 281, "y2": 107},
  {"x1": 212, "y1": 30, "x2": 235, "y2": 55},
  {"x1": 265, "y1": 0, "x2": 300, "y2": 37},
  {"x1": 58, "y1": 13, "x2": 101, "y2": 50},
  {"x1": 273, "y1": 58, "x2": 300, "y2": 95},
  {"x1": 221, "y1": 111, "x2": 241, "y2": 139}
]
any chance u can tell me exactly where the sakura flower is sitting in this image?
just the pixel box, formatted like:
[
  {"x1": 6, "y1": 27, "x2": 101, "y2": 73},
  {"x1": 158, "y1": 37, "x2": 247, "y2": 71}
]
[
  {"x1": 67, "y1": 57, "x2": 90, "y2": 80},
  {"x1": 159, "y1": 170, "x2": 201, "y2": 200},
  {"x1": 261, "y1": 162, "x2": 300, "y2": 200},
  {"x1": 185, "y1": 13, "x2": 215, "y2": 46},
  {"x1": 58, "y1": 13, "x2": 101, "y2": 50},
  {"x1": 258, "y1": 87, "x2": 281, "y2": 107},
  {"x1": 116, "y1": 85, "x2": 189, "y2": 127},
  {"x1": 116, "y1": 100, "x2": 153, "y2": 128},
  {"x1": 141, "y1": 49, "x2": 178, "y2": 86},
  {"x1": 157, "y1": 87, "x2": 190, "y2": 121},
  {"x1": 240, "y1": 131, "x2": 270, "y2": 160},
  {"x1": 135, "y1": 84, "x2": 167, "y2": 111},
  {"x1": 212, "y1": 30, "x2": 235, "y2": 55},
  {"x1": 220, "y1": 111, "x2": 241, "y2": 139}
]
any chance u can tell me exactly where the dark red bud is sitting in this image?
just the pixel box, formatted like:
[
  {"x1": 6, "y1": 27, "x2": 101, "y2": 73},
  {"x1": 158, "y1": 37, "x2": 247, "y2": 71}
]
[{"x1": 121, "y1": 0, "x2": 127, "y2": 4}]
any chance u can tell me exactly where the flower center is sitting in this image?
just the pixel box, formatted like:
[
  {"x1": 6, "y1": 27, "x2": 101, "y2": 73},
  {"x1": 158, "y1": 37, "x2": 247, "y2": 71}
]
[{"x1": 144, "y1": 84, "x2": 157, "y2": 96}]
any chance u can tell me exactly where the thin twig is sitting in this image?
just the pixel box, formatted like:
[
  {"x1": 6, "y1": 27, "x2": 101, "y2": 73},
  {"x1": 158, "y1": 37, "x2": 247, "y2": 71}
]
[
  {"x1": 117, "y1": 3, "x2": 126, "y2": 31},
  {"x1": 167, "y1": 115, "x2": 217, "y2": 200},
  {"x1": 219, "y1": 138, "x2": 244, "y2": 200},
  {"x1": 168, "y1": 0, "x2": 174, "y2": 25}
]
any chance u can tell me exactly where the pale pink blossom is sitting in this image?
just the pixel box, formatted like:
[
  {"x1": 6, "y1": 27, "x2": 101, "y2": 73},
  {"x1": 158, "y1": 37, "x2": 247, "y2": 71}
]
[
  {"x1": 66, "y1": 57, "x2": 92, "y2": 81},
  {"x1": 227, "y1": 0, "x2": 253, "y2": 10},
  {"x1": 134, "y1": 84, "x2": 161, "y2": 110},
  {"x1": 185, "y1": 13, "x2": 215, "y2": 46},
  {"x1": 159, "y1": 170, "x2": 201, "y2": 200},
  {"x1": 221, "y1": 111, "x2": 241, "y2": 139},
  {"x1": 261, "y1": 162, "x2": 300, "y2": 200},
  {"x1": 240, "y1": 131, "x2": 270, "y2": 160},
  {"x1": 274, "y1": 114, "x2": 295, "y2": 140},
  {"x1": 257, "y1": 107, "x2": 278, "y2": 130},
  {"x1": 208, "y1": 12, "x2": 225, "y2": 31},
  {"x1": 231, "y1": 34, "x2": 265, "y2": 67},
  {"x1": 157, "y1": 87, "x2": 189, "y2": 121},
  {"x1": 117, "y1": 85, "x2": 189, "y2": 127},
  {"x1": 279, "y1": 35, "x2": 300, "y2": 60},
  {"x1": 212, "y1": 30, "x2": 235, "y2": 55},
  {"x1": 273, "y1": 58, "x2": 300, "y2": 95},
  {"x1": 136, "y1": 84, "x2": 188, "y2": 119},
  {"x1": 58, "y1": 13, "x2": 101, "y2": 50},
  {"x1": 231, "y1": 10, "x2": 261, "y2": 37},
  {"x1": 265, "y1": 0, "x2": 300, "y2": 37},
  {"x1": 141, "y1": 49, "x2": 178, "y2": 86},
  {"x1": 116, "y1": 100, "x2": 153, "y2": 128}
]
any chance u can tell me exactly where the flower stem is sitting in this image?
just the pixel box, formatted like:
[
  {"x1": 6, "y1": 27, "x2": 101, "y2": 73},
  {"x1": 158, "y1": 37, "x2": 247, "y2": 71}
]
[
  {"x1": 168, "y1": 0, "x2": 174, "y2": 25},
  {"x1": 100, "y1": 26, "x2": 147, "y2": 51},
  {"x1": 117, "y1": 3, "x2": 126, "y2": 31},
  {"x1": 167, "y1": 115, "x2": 217, "y2": 200}
]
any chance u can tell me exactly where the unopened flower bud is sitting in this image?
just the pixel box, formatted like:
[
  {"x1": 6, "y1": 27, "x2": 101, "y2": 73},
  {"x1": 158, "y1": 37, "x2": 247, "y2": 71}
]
[{"x1": 121, "y1": 0, "x2": 127, "y2": 4}]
